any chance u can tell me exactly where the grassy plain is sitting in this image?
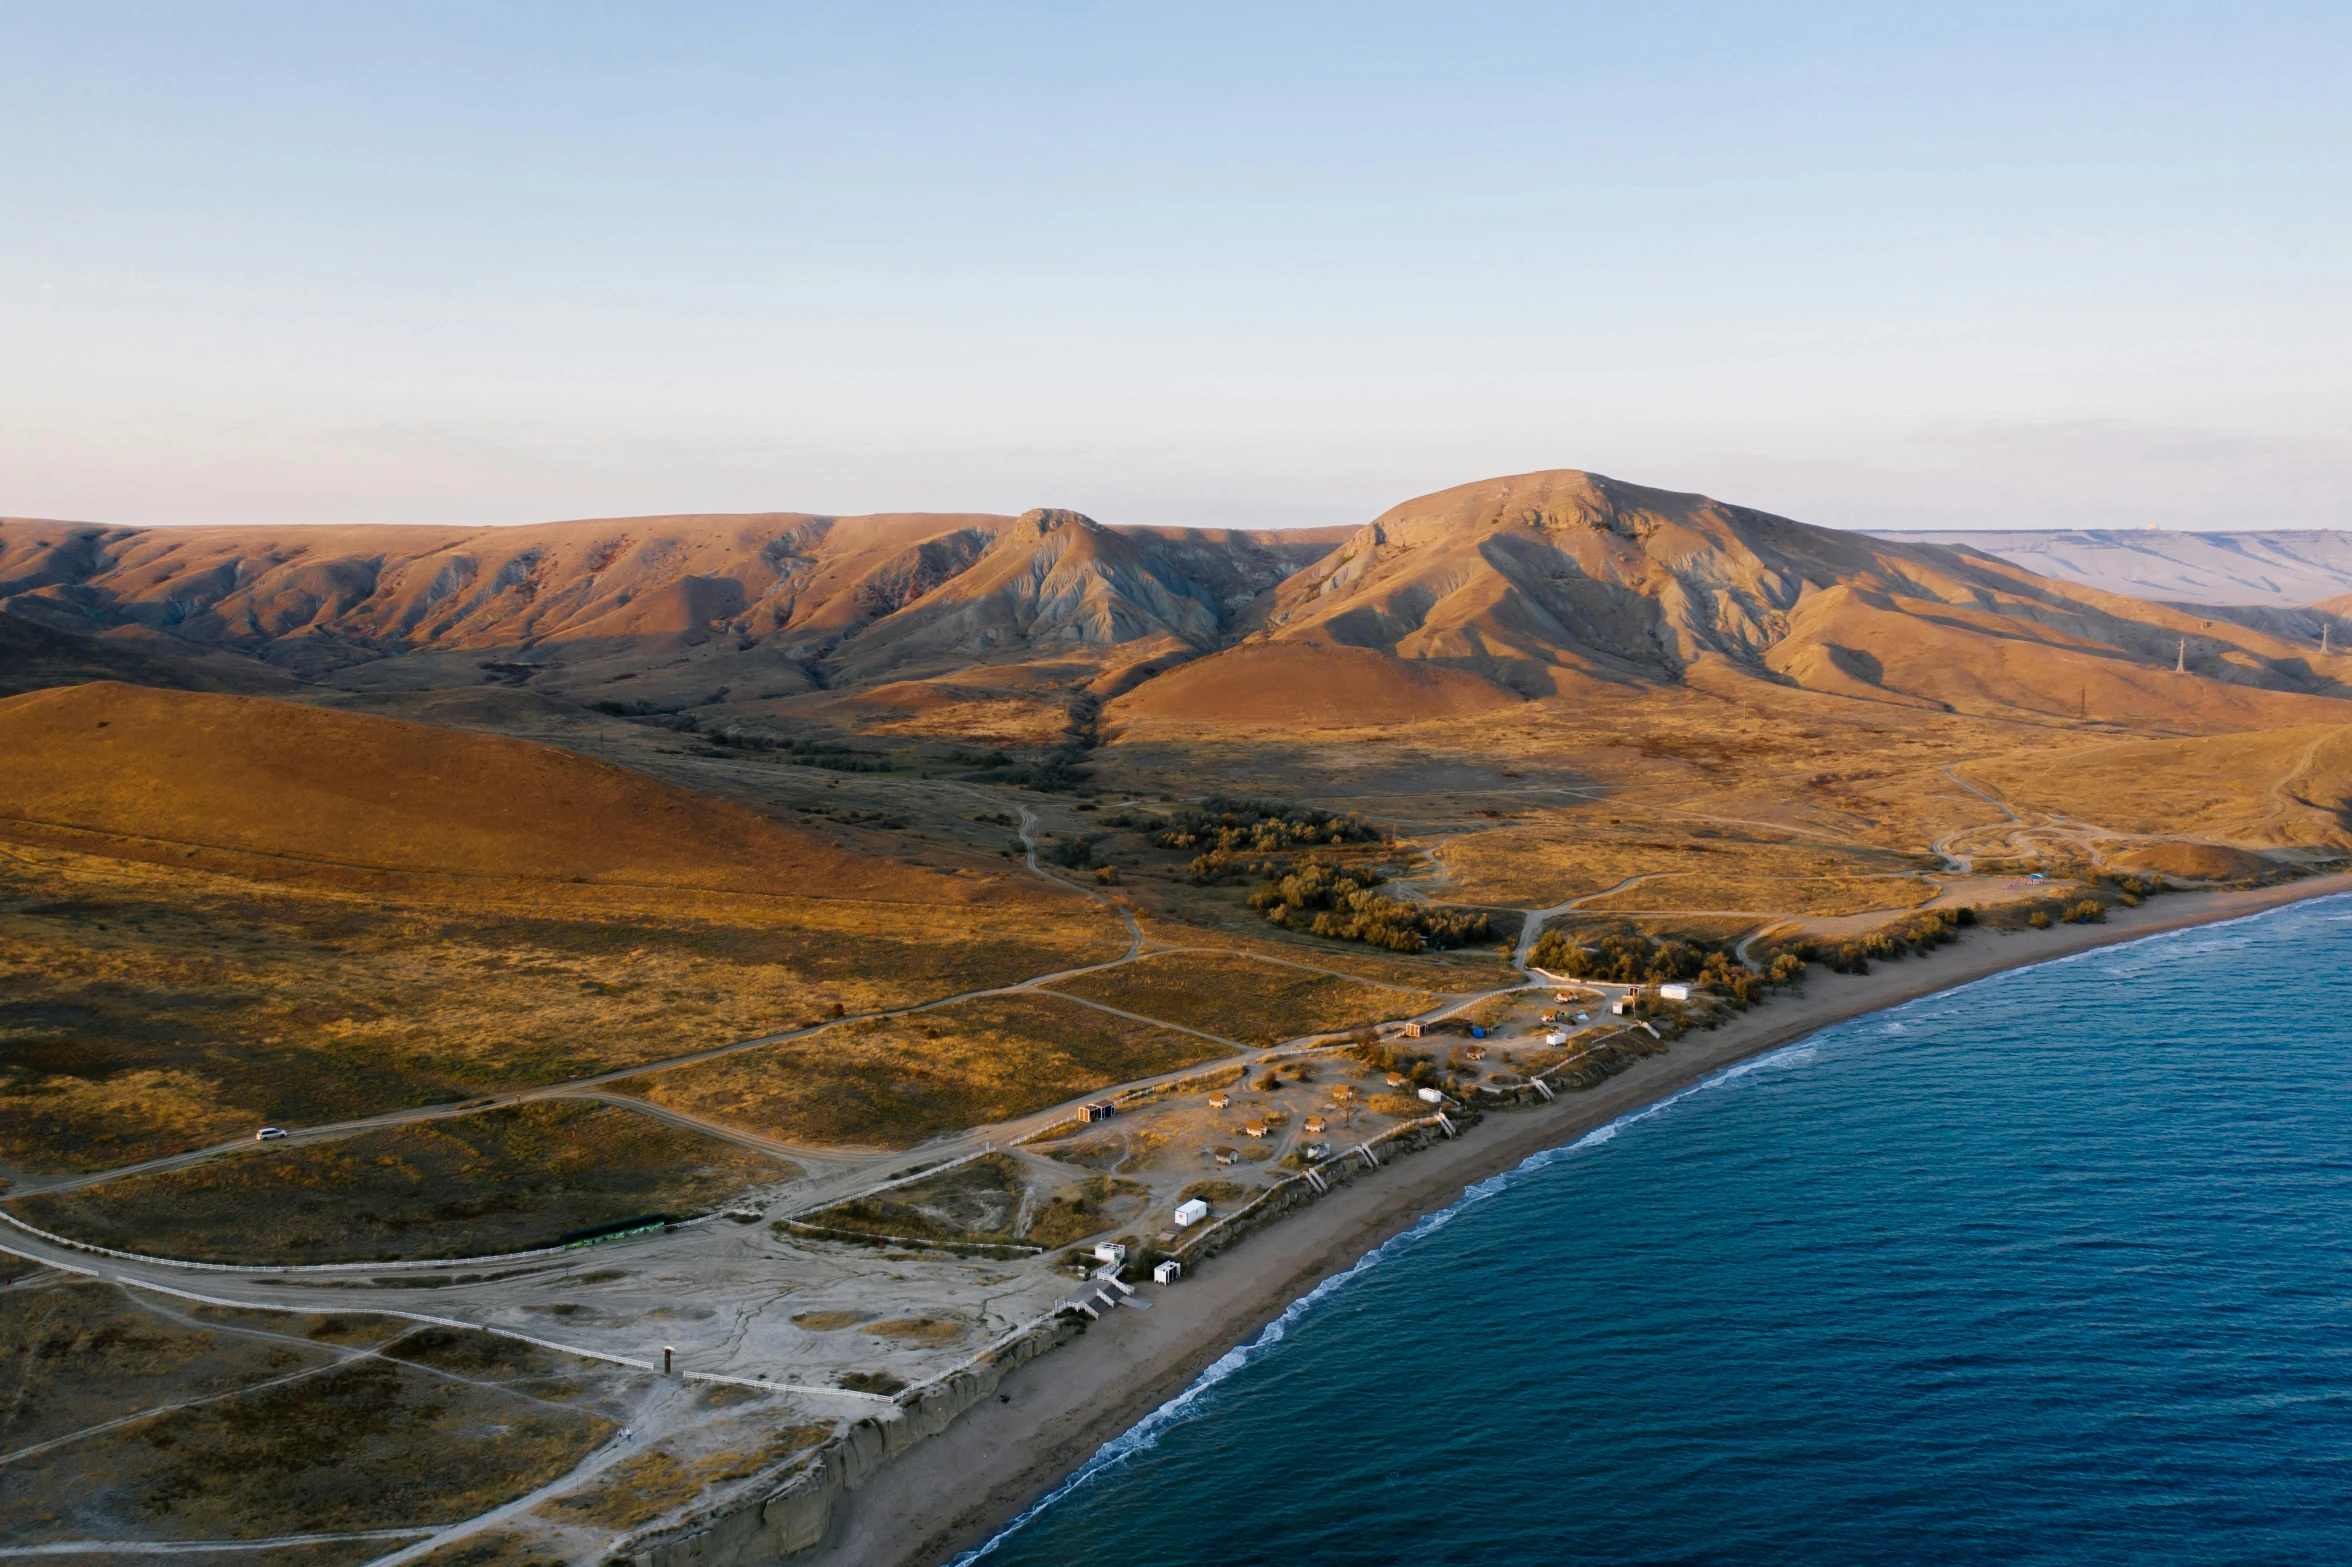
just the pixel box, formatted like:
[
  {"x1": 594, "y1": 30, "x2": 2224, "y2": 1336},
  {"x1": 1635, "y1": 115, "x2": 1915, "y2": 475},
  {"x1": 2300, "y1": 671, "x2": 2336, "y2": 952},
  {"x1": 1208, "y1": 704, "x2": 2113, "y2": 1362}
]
[
  {"x1": 0, "y1": 1279, "x2": 643, "y2": 1545},
  {"x1": 0, "y1": 843, "x2": 1115, "y2": 1174},
  {"x1": 1439, "y1": 823, "x2": 1936, "y2": 910},
  {"x1": 622, "y1": 994, "x2": 1224, "y2": 1148},
  {"x1": 1047, "y1": 951, "x2": 1435, "y2": 1044},
  {"x1": 9, "y1": 1101, "x2": 792, "y2": 1264}
]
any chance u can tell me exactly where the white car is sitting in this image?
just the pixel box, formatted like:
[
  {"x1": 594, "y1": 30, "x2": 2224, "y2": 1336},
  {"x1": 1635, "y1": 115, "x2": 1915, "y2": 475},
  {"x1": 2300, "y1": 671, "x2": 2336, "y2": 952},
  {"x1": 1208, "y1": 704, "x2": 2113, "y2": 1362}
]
[{"x1": 255, "y1": 1127, "x2": 288, "y2": 1141}]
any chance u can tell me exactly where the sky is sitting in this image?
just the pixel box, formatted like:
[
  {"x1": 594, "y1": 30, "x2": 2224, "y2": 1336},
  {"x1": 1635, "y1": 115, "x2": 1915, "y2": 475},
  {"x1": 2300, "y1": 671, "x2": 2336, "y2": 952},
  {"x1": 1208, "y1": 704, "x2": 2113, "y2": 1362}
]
[{"x1": 4, "y1": 2, "x2": 2348, "y2": 534}]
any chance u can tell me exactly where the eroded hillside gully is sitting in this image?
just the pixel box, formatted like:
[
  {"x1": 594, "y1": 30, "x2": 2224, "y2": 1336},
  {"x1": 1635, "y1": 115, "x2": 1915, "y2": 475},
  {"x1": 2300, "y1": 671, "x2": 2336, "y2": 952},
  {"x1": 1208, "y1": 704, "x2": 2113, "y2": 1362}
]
[{"x1": 8, "y1": 470, "x2": 2352, "y2": 1565}]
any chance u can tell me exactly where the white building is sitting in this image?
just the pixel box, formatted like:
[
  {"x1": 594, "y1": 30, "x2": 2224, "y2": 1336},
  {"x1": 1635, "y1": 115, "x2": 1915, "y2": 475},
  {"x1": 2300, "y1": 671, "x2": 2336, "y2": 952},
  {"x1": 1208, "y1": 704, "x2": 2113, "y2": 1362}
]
[
  {"x1": 1093, "y1": 1242, "x2": 1126, "y2": 1267},
  {"x1": 1659, "y1": 983, "x2": 1693, "y2": 1002},
  {"x1": 1173, "y1": 1198, "x2": 1209, "y2": 1227},
  {"x1": 1153, "y1": 1260, "x2": 1182, "y2": 1286}
]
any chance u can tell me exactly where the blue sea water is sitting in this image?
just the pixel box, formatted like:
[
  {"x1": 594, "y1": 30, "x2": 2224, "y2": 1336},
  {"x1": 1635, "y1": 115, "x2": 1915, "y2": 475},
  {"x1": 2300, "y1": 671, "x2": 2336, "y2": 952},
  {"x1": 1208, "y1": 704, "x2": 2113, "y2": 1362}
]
[{"x1": 966, "y1": 897, "x2": 2352, "y2": 1565}]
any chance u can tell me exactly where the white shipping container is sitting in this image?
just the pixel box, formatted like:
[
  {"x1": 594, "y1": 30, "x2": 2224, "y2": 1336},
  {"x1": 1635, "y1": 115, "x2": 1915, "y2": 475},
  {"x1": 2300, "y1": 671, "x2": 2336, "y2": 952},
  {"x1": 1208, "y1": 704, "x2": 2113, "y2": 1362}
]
[
  {"x1": 1659, "y1": 983, "x2": 1693, "y2": 1001},
  {"x1": 1173, "y1": 1198, "x2": 1209, "y2": 1227},
  {"x1": 1417, "y1": 1086, "x2": 1444, "y2": 1104},
  {"x1": 1153, "y1": 1260, "x2": 1182, "y2": 1286}
]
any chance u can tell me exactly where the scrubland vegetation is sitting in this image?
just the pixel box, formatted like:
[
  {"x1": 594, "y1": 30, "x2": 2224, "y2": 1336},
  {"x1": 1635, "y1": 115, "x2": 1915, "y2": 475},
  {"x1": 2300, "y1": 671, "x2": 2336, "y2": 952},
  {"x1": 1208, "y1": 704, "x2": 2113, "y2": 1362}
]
[
  {"x1": 1048, "y1": 951, "x2": 1433, "y2": 1044},
  {"x1": 9, "y1": 1101, "x2": 789, "y2": 1264},
  {"x1": 622, "y1": 994, "x2": 1222, "y2": 1147},
  {"x1": 0, "y1": 844, "x2": 1115, "y2": 1173},
  {"x1": 0, "y1": 1281, "x2": 641, "y2": 1546}
]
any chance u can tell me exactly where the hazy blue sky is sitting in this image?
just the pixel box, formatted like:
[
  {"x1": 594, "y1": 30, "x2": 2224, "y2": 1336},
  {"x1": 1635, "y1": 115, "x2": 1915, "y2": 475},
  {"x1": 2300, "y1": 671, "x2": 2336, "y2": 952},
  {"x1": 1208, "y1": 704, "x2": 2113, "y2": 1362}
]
[{"x1": 4, "y1": 3, "x2": 2347, "y2": 532}]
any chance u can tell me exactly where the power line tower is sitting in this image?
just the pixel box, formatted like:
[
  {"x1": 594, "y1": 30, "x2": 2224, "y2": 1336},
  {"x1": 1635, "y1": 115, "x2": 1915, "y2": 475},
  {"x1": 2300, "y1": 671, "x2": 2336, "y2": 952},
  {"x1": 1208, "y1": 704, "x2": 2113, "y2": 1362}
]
[{"x1": 2176, "y1": 638, "x2": 2186, "y2": 674}]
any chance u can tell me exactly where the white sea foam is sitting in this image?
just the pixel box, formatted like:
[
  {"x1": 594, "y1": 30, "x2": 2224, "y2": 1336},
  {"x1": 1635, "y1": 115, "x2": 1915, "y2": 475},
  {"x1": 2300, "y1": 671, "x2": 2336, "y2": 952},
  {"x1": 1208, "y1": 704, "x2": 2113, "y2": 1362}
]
[{"x1": 954, "y1": 1037, "x2": 1828, "y2": 1561}]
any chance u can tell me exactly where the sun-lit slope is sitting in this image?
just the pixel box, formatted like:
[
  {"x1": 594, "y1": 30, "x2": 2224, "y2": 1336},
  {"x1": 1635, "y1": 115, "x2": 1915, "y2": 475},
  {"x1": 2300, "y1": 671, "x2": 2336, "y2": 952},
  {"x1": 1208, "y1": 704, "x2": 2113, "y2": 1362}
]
[
  {"x1": 821, "y1": 510, "x2": 1342, "y2": 686},
  {"x1": 1255, "y1": 469, "x2": 2352, "y2": 726},
  {"x1": 0, "y1": 682, "x2": 999, "y2": 902},
  {"x1": 1107, "y1": 642, "x2": 1522, "y2": 728},
  {"x1": 0, "y1": 512, "x2": 1346, "y2": 705},
  {"x1": 1765, "y1": 582, "x2": 2352, "y2": 729},
  {"x1": 1970, "y1": 726, "x2": 2352, "y2": 847}
]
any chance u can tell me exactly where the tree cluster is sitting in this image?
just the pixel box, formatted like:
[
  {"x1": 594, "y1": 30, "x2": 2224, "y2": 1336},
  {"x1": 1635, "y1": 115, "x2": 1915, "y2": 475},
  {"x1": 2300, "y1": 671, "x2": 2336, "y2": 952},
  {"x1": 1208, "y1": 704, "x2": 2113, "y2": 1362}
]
[
  {"x1": 1152, "y1": 797, "x2": 1382, "y2": 855},
  {"x1": 1248, "y1": 860, "x2": 1492, "y2": 952}
]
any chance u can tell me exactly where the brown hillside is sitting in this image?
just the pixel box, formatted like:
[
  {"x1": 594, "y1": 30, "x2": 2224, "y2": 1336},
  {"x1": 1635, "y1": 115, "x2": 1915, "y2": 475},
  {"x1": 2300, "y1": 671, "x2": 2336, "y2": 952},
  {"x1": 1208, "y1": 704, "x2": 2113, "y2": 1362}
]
[
  {"x1": 0, "y1": 682, "x2": 988, "y2": 903},
  {"x1": 0, "y1": 511, "x2": 1344, "y2": 708},
  {"x1": 1109, "y1": 642, "x2": 1522, "y2": 728},
  {"x1": 1258, "y1": 470, "x2": 2352, "y2": 728}
]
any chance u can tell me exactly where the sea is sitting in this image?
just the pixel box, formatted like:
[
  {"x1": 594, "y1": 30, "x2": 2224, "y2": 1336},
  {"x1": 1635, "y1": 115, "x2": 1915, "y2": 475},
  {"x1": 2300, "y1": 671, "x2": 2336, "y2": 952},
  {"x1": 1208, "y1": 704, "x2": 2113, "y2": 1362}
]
[{"x1": 962, "y1": 895, "x2": 2352, "y2": 1565}]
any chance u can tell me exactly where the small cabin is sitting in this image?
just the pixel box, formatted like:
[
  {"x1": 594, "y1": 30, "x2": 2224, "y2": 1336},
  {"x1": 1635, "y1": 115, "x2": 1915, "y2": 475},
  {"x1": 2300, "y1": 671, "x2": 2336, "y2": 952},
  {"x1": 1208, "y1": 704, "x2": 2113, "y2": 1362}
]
[
  {"x1": 1244, "y1": 1122, "x2": 1269, "y2": 1138},
  {"x1": 1658, "y1": 983, "x2": 1693, "y2": 1002},
  {"x1": 1080, "y1": 1099, "x2": 1118, "y2": 1123},
  {"x1": 1401, "y1": 1021, "x2": 1425, "y2": 1038},
  {"x1": 1213, "y1": 1146, "x2": 1241, "y2": 1165},
  {"x1": 1174, "y1": 1198, "x2": 1209, "y2": 1227},
  {"x1": 1302, "y1": 1115, "x2": 1326, "y2": 1134},
  {"x1": 1207, "y1": 1093, "x2": 1231, "y2": 1110},
  {"x1": 1465, "y1": 1046, "x2": 1486, "y2": 1062},
  {"x1": 1153, "y1": 1260, "x2": 1182, "y2": 1286}
]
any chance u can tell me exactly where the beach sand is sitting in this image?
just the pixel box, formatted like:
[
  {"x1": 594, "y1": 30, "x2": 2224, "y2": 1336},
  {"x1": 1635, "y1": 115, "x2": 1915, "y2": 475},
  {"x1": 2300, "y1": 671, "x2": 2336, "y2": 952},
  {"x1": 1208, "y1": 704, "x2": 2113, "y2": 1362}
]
[{"x1": 801, "y1": 873, "x2": 2352, "y2": 1567}]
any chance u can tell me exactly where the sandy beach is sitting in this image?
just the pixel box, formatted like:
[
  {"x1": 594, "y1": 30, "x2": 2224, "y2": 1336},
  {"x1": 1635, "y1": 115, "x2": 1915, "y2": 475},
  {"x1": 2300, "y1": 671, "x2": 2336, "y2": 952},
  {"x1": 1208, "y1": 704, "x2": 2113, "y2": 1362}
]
[{"x1": 797, "y1": 871, "x2": 2352, "y2": 1567}]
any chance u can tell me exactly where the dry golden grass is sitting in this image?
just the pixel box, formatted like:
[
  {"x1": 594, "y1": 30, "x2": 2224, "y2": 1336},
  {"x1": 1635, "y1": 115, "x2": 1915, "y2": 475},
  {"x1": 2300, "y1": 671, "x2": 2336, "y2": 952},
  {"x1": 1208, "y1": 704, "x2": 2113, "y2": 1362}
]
[
  {"x1": 0, "y1": 1282, "x2": 636, "y2": 1544},
  {"x1": 410, "y1": 1531, "x2": 572, "y2": 1567},
  {"x1": 1440, "y1": 823, "x2": 1928, "y2": 909},
  {"x1": 1047, "y1": 952, "x2": 1434, "y2": 1045},
  {"x1": 0, "y1": 843, "x2": 1116, "y2": 1173},
  {"x1": 862, "y1": 1316, "x2": 965, "y2": 1345},
  {"x1": 535, "y1": 1423, "x2": 832, "y2": 1531},
  {"x1": 1576, "y1": 872, "x2": 1935, "y2": 916},
  {"x1": 791, "y1": 1310, "x2": 869, "y2": 1331},
  {"x1": 1968, "y1": 726, "x2": 2352, "y2": 845},
  {"x1": 0, "y1": 1280, "x2": 335, "y2": 1455},
  {"x1": 1127, "y1": 913, "x2": 1519, "y2": 991},
  {"x1": 10, "y1": 1101, "x2": 791, "y2": 1264},
  {"x1": 621, "y1": 994, "x2": 1223, "y2": 1148},
  {"x1": 0, "y1": 681, "x2": 1010, "y2": 905}
]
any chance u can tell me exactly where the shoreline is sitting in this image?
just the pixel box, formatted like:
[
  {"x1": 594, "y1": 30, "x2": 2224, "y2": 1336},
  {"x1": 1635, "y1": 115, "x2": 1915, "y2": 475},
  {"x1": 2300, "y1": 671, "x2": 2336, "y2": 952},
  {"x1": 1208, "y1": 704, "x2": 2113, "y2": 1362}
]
[{"x1": 797, "y1": 871, "x2": 2352, "y2": 1567}]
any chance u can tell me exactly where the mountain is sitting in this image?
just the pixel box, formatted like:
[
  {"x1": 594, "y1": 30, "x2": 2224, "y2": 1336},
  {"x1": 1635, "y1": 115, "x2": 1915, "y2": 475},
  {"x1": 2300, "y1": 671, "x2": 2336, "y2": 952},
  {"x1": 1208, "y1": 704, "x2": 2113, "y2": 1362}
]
[
  {"x1": 1865, "y1": 528, "x2": 2352, "y2": 609},
  {"x1": 1174, "y1": 470, "x2": 2352, "y2": 730},
  {"x1": 12, "y1": 476, "x2": 2352, "y2": 737},
  {"x1": 0, "y1": 511, "x2": 1346, "y2": 708}
]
